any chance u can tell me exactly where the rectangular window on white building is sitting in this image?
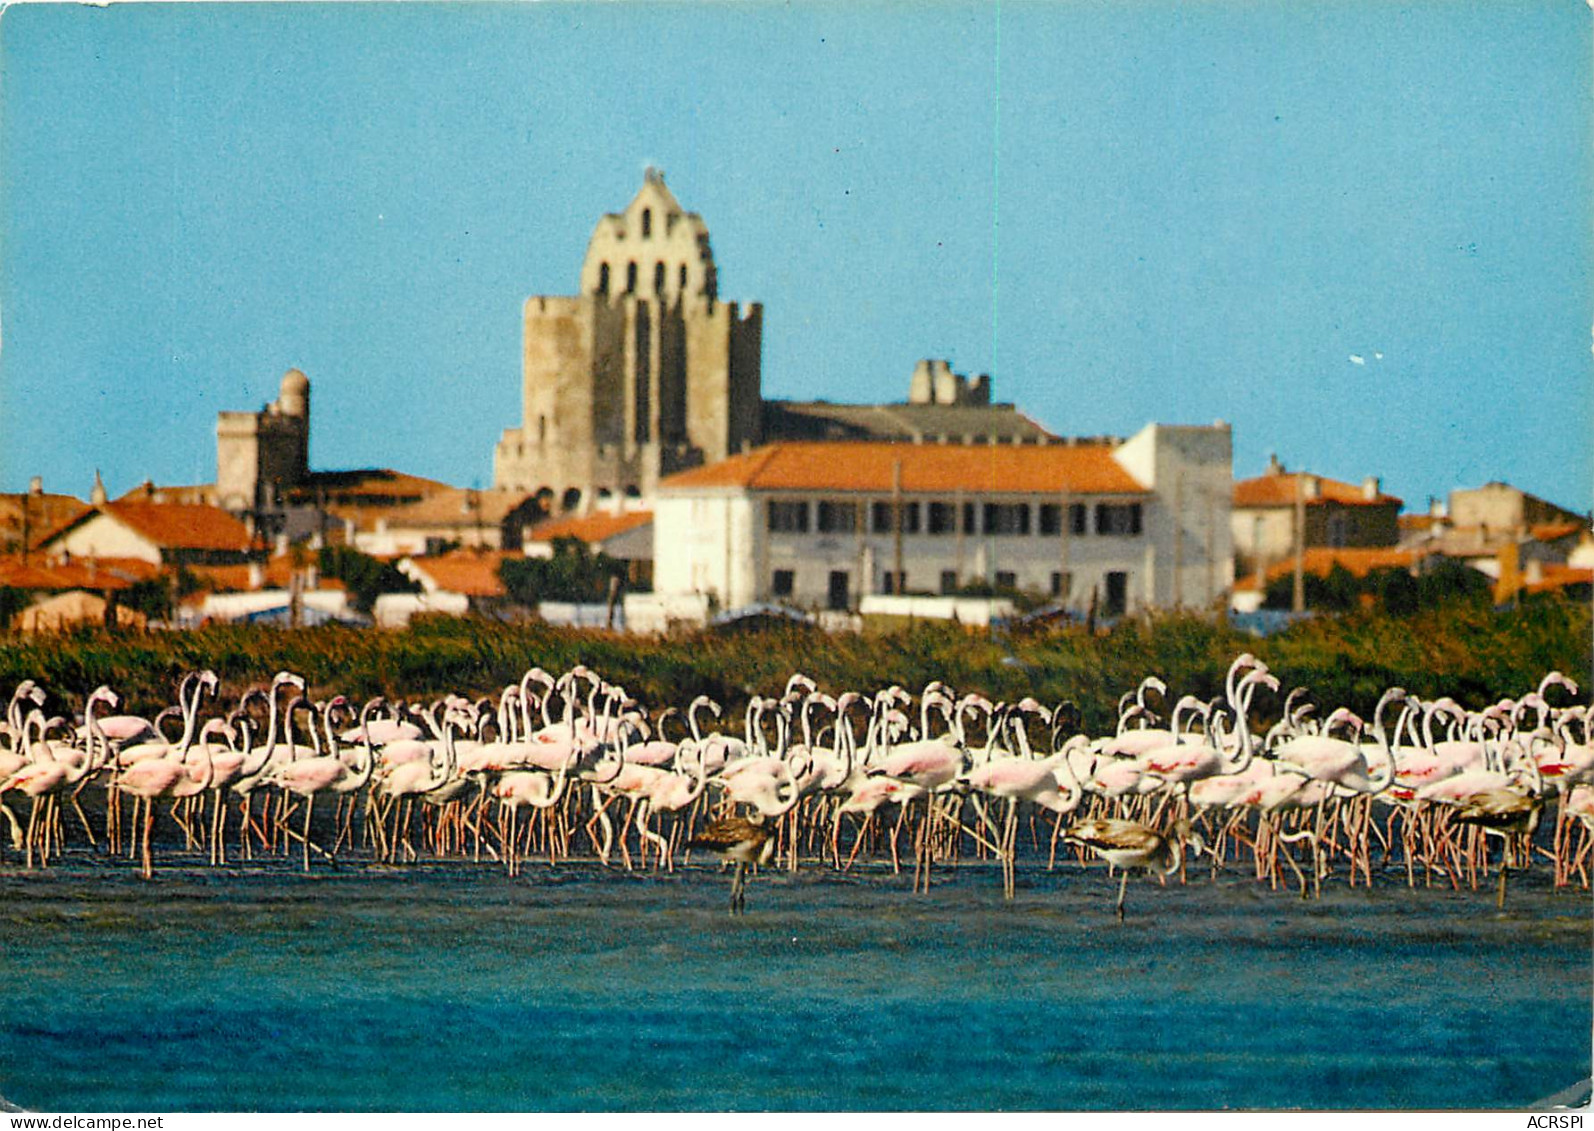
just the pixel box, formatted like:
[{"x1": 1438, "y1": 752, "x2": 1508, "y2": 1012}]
[
  {"x1": 767, "y1": 500, "x2": 809, "y2": 533},
  {"x1": 995, "y1": 570, "x2": 1017, "y2": 589},
  {"x1": 1050, "y1": 570, "x2": 1072, "y2": 597},
  {"x1": 870, "y1": 501, "x2": 921, "y2": 534},
  {"x1": 817, "y1": 501, "x2": 858, "y2": 534},
  {"x1": 983, "y1": 503, "x2": 1031, "y2": 536},
  {"x1": 1095, "y1": 502, "x2": 1143, "y2": 536},
  {"x1": 927, "y1": 502, "x2": 957, "y2": 535},
  {"x1": 880, "y1": 570, "x2": 906, "y2": 594},
  {"x1": 940, "y1": 569, "x2": 958, "y2": 594},
  {"x1": 772, "y1": 569, "x2": 794, "y2": 597}
]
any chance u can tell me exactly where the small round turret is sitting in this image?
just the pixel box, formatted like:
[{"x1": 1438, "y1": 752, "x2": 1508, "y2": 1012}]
[{"x1": 279, "y1": 368, "x2": 310, "y2": 416}]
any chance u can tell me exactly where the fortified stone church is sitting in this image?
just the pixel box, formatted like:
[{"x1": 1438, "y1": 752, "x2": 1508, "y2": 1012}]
[{"x1": 491, "y1": 170, "x2": 1049, "y2": 512}]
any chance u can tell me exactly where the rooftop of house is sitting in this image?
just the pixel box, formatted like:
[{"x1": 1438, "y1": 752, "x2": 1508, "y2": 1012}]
[
  {"x1": 185, "y1": 556, "x2": 350, "y2": 593},
  {"x1": 0, "y1": 490, "x2": 91, "y2": 549},
  {"x1": 43, "y1": 501, "x2": 253, "y2": 554},
  {"x1": 1231, "y1": 547, "x2": 1421, "y2": 592},
  {"x1": 659, "y1": 440, "x2": 1148, "y2": 495},
  {"x1": 1233, "y1": 459, "x2": 1402, "y2": 510},
  {"x1": 323, "y1": 485, "x2": 538, "y2": 533},
  {"x1": 524, "y1": 509, "x2": 653, "y2": 546},
  {"x1": 763, "y1": 400, "x2": 1057, "y2": 445},
  {"x1": 1523, "y1": 563, "x2": 1594, "y2": 596},
  {"x1": 282, "y1": 468, "x2": 456, "y2": 510},
  {"x1": 116, "y1": 481, "x2": 219, "y2": 507},
  {"x1": 400, "y1": 550, "x2": 516, "y2": 598},
  {"x1": 0, "y1": 554, "x2": 163, "y2": 592}
]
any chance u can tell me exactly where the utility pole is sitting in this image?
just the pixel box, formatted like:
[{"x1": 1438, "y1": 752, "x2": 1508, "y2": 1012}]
[
  {"x1": 1173, "y1": 473, "x2": 1185, "y2": 610},
  {"x1": 1058, "y1": 485, "x2": 1071, "y2": 609},
  {"x1": 891, "y1": 459, "x2": 903, "y2": 595},
  {"x1": 1292, "y1": 475, "x2": 1306, "y2": 613},
  {"x1": 954, "y1": 486, "x2": 965, "y2": 590}
]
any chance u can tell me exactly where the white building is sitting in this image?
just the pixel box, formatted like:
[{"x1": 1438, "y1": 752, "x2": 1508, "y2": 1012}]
[{"x1": 651, "y1": 422, "x2": 1233, "y2": 616}]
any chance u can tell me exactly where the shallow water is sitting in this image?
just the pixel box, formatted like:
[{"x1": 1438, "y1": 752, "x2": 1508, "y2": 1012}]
[{"x1": 0, "y1": 858, "x2": 1588, "y2": 1111}]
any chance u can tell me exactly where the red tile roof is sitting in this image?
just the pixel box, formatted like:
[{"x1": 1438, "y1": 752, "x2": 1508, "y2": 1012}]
[
  {"x1": 1530, "y1": 521, "x2": 1586, "y2": 543},
  {"x1": 525, "y1": 510, "x2": 653, "y2": 545},
  {"x1": 403, "y1": 551, "x2": 514, "y2": 598},
  {"x1": 0, "y1": 493, "x2": 90, "y2": 549},
  {"x1": 658, "y1": 442, "x2": 1147, "y2": 495},
  {"x1": 1234, "y1": 471, "x2": 1401, "y2": 509},
  {"x1": 104, "y1": 501, "x2": 252, "y2": 551},
  {"x1": 187, "y1": 557, "x2": 349, "y2": 593},
  {"x1": 327, "y1": 486, "x2": 537, "y2": 533},
  {"x1": 0, "y1": 555, "x2": 162, "y2": 592},
  {"x1": 1524, "y1": 564, "x2": 1594, "y2": 595},
  {"x1": 42, "y1": 502, "x2": 252, "y2": 553},
  {"x1": 1232, "y1": 547, "x2": 1419, "y2": 592}
]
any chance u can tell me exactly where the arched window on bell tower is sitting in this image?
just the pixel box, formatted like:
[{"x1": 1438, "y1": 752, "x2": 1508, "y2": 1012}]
[
  {"x1": 654, "y1": 262, "x2": 666, "y2": 294},
  {"x1": 642, "y1": 208, "x2": 652, "y2": 238},
  {"x1": 625, "y1": 262, "x2": 637, "y2": 294}
]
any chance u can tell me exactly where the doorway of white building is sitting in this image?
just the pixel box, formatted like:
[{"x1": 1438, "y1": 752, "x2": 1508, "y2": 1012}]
[{"x1": 827, "y1": 570, "x2": 850, "y2": 611}]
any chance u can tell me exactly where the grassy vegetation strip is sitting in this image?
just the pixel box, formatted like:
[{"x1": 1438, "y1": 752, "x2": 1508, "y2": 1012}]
[{"x1": 0, "y1": 599, "x2": 1586, "y2": 730}]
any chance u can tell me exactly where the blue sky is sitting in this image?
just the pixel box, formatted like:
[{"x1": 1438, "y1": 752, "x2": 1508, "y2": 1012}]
[{"x1": 2, "y1": 1, "x2": 1589, "y2": 513}]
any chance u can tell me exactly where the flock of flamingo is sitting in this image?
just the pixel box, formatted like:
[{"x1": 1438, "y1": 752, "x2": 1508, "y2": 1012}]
[{"x1": 2, "y1": 656, "x2": 1590, "y2": 916}]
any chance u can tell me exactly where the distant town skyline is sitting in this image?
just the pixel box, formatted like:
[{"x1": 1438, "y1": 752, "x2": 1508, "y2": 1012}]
[{"x1": 2, "y1": 1, "x2": 1589, "y2": 513}]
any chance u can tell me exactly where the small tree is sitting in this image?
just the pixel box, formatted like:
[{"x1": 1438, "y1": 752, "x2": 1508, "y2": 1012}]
[
  {"x1": 1369, "y1": 567, "x2": 1420, "y2": 616},
  {"x1": 499, "y1": 537, "x2": 629, "y2": 608},
  {"x1": 318, "y1": 546, "x2": 421, "y2": 614},
  {"x1": 1416, "y1": 558, "x2": 1491, "y2": 608},
  {"x1": 0, "y1": 587, "x2": 30, "y2": 630}
]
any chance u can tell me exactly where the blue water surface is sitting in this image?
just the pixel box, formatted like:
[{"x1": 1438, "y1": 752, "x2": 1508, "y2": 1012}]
[{"x1": 0, "y1": 860, "x2": 1587, "y2": 1111}]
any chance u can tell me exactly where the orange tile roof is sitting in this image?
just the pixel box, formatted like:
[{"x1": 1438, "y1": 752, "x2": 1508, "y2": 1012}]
[
  {"x1": 186, "y1": 556, "x2": 349, "y2": 593},
  {"x1": 525, "y1": 510, "x2": 653, "y2": 545},
  {"x1": 1530, "y1": 521, "x2": 1586, "y2": 543},
  {"x1": 1233, "y1": 547, "x2": 1420, "y2": 592},
  {"x1": 325, "y1": 486, "x2": 537, "y2": 533},
  {"x1": 658, "y1": 442, "x2": 1147, "y2": 495},
  {"x1": 0, "y1": 494, "x2": 90, "y2": 549},
  {"x1": 293, "y1": 468, "x2": 454, "y2": 503},
  {"x1": 115, "y1": 482, "x2": 219, "y2": 506},
  {"x1": 0, "y1": 554, "x2": 162, "y2": 591},
  {"x1": 1234, "y1": 471, "x2": 1400, "y2": 509},
  {"x1": 1398, "y1": 514, "x2": 1444, "y2": 532},
  {"x1": 404, "y1": 551, "x2": 514, "y2": 598},
  {"x1": 1524, "y1": 564, "x2": 1594, "y2": 595},
  {"x1": 42, "y1": 502, "x2": 253, "y2": 553}
]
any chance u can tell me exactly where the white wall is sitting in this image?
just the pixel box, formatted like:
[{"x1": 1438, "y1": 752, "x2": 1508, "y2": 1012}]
[
  {"x1": 49, "y1": 515, "x2": 162, "y2": 563},
  {"x1": 653, "y1": 493, "x2": 757, "y2": 608},
  {"x1": 654, "y1": 424, "x2": 1235, "y2": 615}
]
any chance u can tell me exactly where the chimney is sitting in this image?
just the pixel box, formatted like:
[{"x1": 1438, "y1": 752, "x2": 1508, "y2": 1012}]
[
  {"x1": 1361, "y1": 476, "x2": 1381, "y2": 501},
  {"x1": 1303, "y1": 475, "x2": 1322, "y2": 501},
  {"x1": 1267, "y1": 453, "x2": 1284, "y2": 476},
  {"x1": 28, "y1": 476, "x2": 42, "y2": 496}
]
